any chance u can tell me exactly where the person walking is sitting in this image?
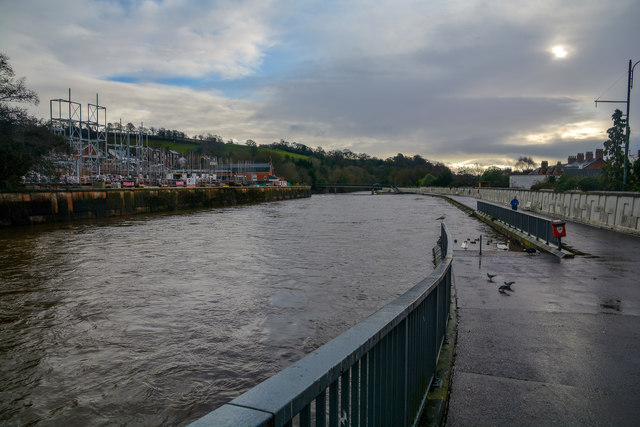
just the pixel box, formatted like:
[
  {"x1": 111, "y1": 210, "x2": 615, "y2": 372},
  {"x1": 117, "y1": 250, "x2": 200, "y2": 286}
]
[{"x1": 510, "y1": 195, "x2": 519, "y2": 211}]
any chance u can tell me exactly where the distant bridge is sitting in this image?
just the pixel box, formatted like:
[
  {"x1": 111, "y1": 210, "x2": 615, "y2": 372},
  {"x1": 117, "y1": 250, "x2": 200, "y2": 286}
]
[{"x1": 316, "y1": 183, "x2": 401, "y2": 193}]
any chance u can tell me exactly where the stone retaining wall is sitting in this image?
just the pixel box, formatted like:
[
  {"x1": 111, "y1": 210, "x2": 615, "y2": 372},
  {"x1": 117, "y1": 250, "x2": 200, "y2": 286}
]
[{"x1": 0, "y1": 186, "x2": 311, "y2": 227}]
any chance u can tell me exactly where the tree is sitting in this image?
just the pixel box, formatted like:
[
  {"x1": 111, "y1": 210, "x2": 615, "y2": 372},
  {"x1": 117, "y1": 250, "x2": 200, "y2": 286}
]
[
  {"x1": 0, "y1": 52, "x2": 39, "y2": 118},
  {"x1": 1, "y1": 52, "x2": 66, "y2": 188},
  {"x1": 601, "y1": 109, "x2": 626, "y2": 190},
  {"x1": 481, "y1": 167, "x2": 509, "y2": 187},
  {"x1": 433, "y1": 167, "x2": 453, "y2": 187},
  {"x1": 419, "y1": 173, "x2": 437, "y2": 187},
  {"x1": 452, "y1": 171, "x2": 480, "y2": 187},
  {"x1": 630, "y1": 157, "x2": 640, "y2": 191},
  {"x1": 515, "y1": 156, "x2": 536, "y2": 171}
]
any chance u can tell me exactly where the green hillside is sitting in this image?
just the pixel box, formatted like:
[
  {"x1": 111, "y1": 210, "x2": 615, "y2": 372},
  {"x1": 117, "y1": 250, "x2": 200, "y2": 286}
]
[{"x1": 139, "y1": 135, "x2": 458, "y2": 189}]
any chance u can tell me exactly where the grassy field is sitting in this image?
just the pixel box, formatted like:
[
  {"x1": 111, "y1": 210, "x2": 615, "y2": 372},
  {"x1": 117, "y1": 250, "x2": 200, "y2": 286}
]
[
  {"x1": 146, "y1": 137, "x2": 311, "y2": 162},
  {"x1": 260, "y1": 148, "x2": 310, "y2": 161},
  {"x1": 148, "y1": 138, "x2": 200, "y2": 153}
]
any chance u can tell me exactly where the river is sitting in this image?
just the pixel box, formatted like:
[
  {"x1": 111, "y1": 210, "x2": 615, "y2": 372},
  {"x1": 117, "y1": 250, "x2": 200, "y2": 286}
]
[{"x1": 1, "y1": 193, "x2": 453, "y2": 426}]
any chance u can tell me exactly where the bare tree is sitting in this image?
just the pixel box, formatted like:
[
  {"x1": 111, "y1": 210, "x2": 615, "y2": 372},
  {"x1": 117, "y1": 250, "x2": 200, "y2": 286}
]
[{"x1": 515, "y1": 156, "x2": 536, "y2": 171}]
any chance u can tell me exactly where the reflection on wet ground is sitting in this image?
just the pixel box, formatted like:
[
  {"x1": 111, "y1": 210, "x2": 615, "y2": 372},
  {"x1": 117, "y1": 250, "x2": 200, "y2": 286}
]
[{"x1": 445, "y1": 195, "x2": 640, "y2": 426}]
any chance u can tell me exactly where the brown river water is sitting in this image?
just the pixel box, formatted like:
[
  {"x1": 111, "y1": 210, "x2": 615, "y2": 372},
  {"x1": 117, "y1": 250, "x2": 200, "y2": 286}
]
[{"x1": 0, "y1": 193, "x2": 463, "y2": 426}]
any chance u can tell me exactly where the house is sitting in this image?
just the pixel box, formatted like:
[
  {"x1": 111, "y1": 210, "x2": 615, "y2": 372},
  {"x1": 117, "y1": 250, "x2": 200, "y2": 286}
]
[
  {"x1": 510, "y1": 147, "x2": 607, "y2": 189},
  {"x1": 563, "y1": 149, "x2": 606, "y2": 177},
  {"x1": 531, "y1": 160, "x2": 563, "y2": 176}
]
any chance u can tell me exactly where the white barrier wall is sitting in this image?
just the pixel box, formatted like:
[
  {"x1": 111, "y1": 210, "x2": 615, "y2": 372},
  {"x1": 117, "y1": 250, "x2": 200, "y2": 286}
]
[{"x1": 412, "y1": 187, "x2": 640, "y2": 235}]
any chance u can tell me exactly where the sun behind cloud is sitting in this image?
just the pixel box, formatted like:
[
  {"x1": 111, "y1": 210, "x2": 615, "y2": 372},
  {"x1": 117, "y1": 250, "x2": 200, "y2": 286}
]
[{"x1": 551, "y1": 45, "x2": 568, "y2": 59}]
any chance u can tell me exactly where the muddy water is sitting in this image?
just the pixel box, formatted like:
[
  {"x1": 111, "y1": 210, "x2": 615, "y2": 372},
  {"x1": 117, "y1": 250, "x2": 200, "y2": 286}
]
[{"x1": 0, "y1": 193, "x2": 478, "y2": 426}]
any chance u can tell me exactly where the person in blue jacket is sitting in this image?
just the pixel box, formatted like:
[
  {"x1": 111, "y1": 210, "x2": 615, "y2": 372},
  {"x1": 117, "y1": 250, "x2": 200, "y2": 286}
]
[{"x1": 510, "y1": 195, "x2": 519, "y2": 211}]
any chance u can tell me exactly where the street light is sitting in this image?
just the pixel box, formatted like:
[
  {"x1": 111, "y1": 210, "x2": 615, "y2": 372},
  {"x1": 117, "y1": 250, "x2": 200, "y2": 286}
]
[{"x1": 595, "y1": 59, "x2": 640, "y2": 189}]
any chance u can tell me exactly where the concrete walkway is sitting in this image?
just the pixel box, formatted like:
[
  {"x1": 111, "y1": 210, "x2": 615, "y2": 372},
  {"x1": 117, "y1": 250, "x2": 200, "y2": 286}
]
[{"x1": 443, "y1": 195, "x2": 640, "y2": 425}]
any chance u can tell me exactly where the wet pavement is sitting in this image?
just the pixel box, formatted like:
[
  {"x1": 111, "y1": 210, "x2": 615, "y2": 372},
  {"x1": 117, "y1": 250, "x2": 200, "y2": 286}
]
[{"x1": 443, "y1": 195, "x2": 640, "y2": 426}]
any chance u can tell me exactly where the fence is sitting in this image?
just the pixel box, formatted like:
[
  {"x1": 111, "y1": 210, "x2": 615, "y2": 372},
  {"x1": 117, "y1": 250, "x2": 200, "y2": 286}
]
[
  {"x1": 190, "y1": 223, "x2": 454, "y2": 427},
  {"x1": 477, "y1": 201, "x2": 558, "y2": 246},
  {"x1": 414, "y1": 187, "x2": 640, "y2": 235}
]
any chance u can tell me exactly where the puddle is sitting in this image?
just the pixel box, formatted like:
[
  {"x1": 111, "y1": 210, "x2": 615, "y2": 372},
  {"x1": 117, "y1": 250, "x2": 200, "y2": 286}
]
[{"x1": 600, "y1": 298, "x2": 622, "y2": 312}]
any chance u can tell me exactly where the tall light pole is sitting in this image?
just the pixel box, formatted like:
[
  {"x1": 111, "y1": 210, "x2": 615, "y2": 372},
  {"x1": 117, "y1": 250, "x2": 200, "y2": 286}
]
[{"x1": 595, "y1": 59, "x2": 640, "y2": 189}]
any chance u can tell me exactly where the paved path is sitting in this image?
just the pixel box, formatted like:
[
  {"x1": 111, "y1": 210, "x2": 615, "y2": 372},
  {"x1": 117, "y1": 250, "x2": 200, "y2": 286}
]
[{"x1": 442, "y1": 195, "x2": 640, "y2": 425}]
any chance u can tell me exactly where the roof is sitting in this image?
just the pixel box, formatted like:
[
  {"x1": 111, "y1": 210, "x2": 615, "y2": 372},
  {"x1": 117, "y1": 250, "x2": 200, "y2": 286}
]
[
  {"x1": 530, "y1": 165, "x2": 561, "y2": 175},
  {"x1": 564, "y1": 158, "x2": 606, "y2": 170}
]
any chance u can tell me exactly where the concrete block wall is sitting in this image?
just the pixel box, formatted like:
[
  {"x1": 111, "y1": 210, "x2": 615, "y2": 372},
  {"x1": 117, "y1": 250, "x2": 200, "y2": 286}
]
[
  {"x1": 413, "y1": 187, "x2": 640, "y2": 235},
  {"x1": 0, "y1": 186, "x2": 312, "y2": 227}
]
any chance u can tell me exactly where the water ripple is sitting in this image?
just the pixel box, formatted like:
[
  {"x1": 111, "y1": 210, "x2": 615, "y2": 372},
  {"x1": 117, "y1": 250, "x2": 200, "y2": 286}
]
[{"x1": 0, "y1": 193, "x2": 445, "y2": 425}]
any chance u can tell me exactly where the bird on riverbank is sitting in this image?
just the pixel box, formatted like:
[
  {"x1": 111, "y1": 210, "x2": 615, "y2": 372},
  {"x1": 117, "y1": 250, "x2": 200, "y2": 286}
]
[
  {"x1": 435, "y1": 215, "x2": 446, "y2": 221},
  {"x1": 503, "y1": 281, "x2": 514, "y2": 290},
  {"x1": 461, "y1": 240, "x2": 469, "y2": 250},
  {"x1": 487, "y1": 273, "x2": 497, "y2": 282},
  {"x1": 498, "y1": 285, "x2": 511, "y2": 294}
]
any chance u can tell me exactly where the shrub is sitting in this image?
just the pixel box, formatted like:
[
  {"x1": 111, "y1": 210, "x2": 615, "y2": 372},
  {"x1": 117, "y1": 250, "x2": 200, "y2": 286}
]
[{"x1": 577, "y1": 177, "x2": 602, "y2": 192}]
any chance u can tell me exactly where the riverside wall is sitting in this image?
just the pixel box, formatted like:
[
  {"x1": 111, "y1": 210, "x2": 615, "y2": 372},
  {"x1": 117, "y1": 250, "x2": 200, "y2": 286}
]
[
  {"x1": 0, "y1": 186, "x2": 311, "y2": 227},
  {"x1": 411, "y1": 187, "x2": 640, "y2": 235}
]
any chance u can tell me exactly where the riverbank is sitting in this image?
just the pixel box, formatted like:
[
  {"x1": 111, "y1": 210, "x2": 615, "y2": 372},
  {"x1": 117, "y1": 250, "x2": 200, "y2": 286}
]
[{"x1": 0, "y1": 186, "x2": 311, "y2": 227}]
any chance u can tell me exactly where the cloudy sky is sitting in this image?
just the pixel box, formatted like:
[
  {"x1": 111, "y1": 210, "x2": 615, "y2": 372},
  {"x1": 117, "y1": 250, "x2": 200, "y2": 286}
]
[{"x1": 1, "y1": 0, "x2": 639, "y2": 168}]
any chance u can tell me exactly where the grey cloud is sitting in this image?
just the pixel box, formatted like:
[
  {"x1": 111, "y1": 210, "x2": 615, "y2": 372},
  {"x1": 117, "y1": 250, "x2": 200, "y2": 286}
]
[{"x1": 2, "y1": 0, "x2": 639, "y2": 166}]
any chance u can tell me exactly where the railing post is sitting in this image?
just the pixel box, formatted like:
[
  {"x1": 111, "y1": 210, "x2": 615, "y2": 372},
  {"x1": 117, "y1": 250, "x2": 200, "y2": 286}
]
[
  {"x1": 359, "y1": 354, "x2": 367, "y2": 426},
  {"x1": 368, "y1": 348, "x2": 375, "y2": 425},
  {"x1": 317, "y1": 390, "x2": 326, "y2": 427},
  {"x1": 340, "y1": 370, "x2": 349, "y2": 425},
  {"x1": 330, "y1": 381, "x2": 339, "y2": 427}
]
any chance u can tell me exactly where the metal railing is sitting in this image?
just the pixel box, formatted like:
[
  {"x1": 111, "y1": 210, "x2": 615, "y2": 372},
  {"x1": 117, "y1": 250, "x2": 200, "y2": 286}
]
[
  {"x1": 190, "y1": 223, "x2": 454, "y2": 427},
  {"x1": 477, "y1": 201, "x2": 558, "y2": 246}
]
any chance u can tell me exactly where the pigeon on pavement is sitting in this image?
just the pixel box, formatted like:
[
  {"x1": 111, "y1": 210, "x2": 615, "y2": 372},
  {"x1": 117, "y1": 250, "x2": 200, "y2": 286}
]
[{"x1": 487, "y1": 273, "x2": 497, "y2": 282}]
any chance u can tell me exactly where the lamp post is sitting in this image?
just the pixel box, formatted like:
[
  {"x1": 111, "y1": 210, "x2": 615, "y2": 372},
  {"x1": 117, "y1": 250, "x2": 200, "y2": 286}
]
[
  {"x1": 595, "y1": 59, "x2": 640, "y2": 189},
  {"x1": 623, "y1": 60, "x2": 640, "y2": 188}
]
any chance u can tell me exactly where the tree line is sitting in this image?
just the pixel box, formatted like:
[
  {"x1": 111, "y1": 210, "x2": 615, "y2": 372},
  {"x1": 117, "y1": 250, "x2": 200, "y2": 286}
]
[
  {"x1": 2, "y1": 51, "x2": 639, "y2": 191},
  {"x1": 1, "y1": 53, "x2": 67, "y2": 189}
]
